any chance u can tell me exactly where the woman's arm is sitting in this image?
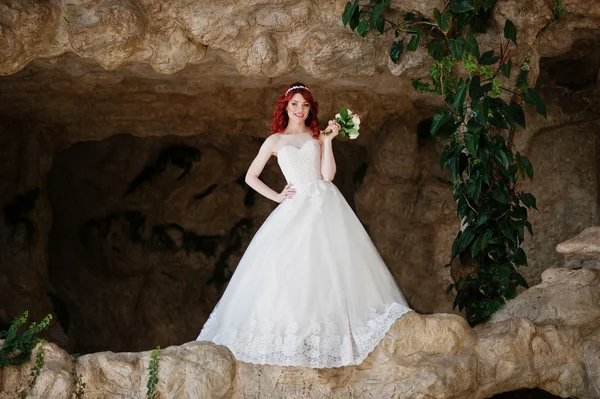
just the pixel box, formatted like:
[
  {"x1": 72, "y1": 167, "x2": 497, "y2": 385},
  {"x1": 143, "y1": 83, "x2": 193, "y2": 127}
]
[
  {"x1": 245, "y1": 136, "x2": 295, "y2": 203},
  {"x1": 320, "y1": 121, "x2": 340, "y2": 182}
]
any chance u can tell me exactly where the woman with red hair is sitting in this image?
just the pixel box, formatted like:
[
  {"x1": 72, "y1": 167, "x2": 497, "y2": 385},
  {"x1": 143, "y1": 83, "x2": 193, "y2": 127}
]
[{"x1": 197, "y1": 83, "x2": 411, "y2": 368}]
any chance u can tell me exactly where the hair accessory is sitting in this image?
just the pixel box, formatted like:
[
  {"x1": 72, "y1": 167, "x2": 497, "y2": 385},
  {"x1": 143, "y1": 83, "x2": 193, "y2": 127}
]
[{"x1": 285, "y1": 85, "x2": 311, "y2": 96}]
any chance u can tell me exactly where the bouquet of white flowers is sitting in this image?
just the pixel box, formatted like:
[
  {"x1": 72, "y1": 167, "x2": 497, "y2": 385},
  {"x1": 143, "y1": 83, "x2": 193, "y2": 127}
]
[{"x1": 323, "y1": 107, "x2": 360, "y2": 139}]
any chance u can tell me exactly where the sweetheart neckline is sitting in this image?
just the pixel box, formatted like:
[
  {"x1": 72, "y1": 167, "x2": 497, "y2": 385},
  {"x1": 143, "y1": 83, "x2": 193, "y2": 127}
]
[{"x1": 276, "y1": 140, "x2": 319, "y2": 156}]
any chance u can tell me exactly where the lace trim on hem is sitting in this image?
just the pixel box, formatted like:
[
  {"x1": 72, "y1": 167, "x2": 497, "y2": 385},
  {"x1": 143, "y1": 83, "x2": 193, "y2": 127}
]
[{"x1": 197, "y1": 302, "x2": 412, "y2": 369}]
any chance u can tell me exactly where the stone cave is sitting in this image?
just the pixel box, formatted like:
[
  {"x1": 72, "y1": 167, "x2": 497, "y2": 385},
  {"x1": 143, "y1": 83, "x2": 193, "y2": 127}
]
[{"x1": 0, "y1": 0, "x2": 600, "y2": 398}]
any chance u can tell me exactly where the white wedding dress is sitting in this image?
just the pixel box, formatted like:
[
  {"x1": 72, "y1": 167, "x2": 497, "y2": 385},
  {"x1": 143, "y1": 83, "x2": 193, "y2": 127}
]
[{"x1": 197, "y1": 139, "x2": 411, "y2": 368}]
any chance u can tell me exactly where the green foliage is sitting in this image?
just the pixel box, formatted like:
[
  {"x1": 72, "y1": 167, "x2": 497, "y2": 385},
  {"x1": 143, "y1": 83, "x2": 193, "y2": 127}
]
[
  {"x1": 71, "y1": 354, "x2": 86, "y2": 399},
  {"x1": 343, "y1": 0, "x2": 549, "y2": 325},
  {"x1": 538, "y1": 0, "x2": 567, "y2": 36},
  {"x1": 553, "y1": 0, "x2": 566, "y2": 16},
  {"x1": 503, "y1": 20, "x2": 517, "y2": 45},
  {"x1": 0, "y1": 312, "x2": 52, "y2": 367},
  {"x1": 146, "y1": 346, "x2": 160, "y2": 399},
  {"x1": 17, "y1": 343, "x2": 46, "y2": 399},
  {"x1": 390, "y1": 39, "x2": 404, "y2": 63}
]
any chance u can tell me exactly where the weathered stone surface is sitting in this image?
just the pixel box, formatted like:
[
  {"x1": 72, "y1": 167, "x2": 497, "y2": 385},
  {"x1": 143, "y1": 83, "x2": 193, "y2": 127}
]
[
  {"x1": 0, "y1": 0, "x2": 599, "y2": 358},
  {"x1": 519, "y1": 122, "x2": 598, "y2": 285},
  {"x1": 0, "y1": 0, "x2": 597, "y2": 82},
  {"x1": 556, "y1": 226, "x2": 600, "y2": 269},
  {"x1": 0, "y1": 120, "x2": 67, "y2": 345},
  {"x1": 1, "y1": 267, "x2": 599, "y2": 399}
]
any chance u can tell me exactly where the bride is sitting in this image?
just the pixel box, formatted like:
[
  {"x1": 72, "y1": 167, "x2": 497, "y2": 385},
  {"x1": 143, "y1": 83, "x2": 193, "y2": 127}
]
[{"x1": 197, "y1": 83, "x2": 412, "y2": 368}]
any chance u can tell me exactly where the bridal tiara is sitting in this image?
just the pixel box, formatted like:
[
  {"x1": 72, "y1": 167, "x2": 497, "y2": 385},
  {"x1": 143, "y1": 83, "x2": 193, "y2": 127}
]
[{"x1": 285, "y1": 85, "x2": 311, "y2": 96}]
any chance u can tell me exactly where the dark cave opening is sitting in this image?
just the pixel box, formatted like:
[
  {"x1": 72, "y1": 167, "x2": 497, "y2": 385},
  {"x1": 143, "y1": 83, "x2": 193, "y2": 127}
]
[{"x1": 488, "y1": 388, "x2": 575, "y2": 399}]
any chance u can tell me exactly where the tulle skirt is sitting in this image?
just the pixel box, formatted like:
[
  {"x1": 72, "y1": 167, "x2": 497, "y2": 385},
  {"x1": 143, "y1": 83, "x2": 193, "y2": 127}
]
[{"x1": 197, "y1": 179, "x2": 411, "y2": 368}]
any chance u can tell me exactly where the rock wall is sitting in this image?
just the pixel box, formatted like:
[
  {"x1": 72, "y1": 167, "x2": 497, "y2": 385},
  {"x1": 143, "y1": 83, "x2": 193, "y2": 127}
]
[
  {"x1": 0, "y1": 119, "x2": 66, "y2": 345},
  {"x1": 0, "y1": 0, "x2": 598, "y2": 357},
  {"x1": 1, "y1": 265, "x2": 599, "y2": 399}
]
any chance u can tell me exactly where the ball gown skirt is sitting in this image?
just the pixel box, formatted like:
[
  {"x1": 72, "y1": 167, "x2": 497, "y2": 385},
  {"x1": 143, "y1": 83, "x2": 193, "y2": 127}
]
[{"x1": 197, "y1": 139, "x2": 412, "y2": 368}]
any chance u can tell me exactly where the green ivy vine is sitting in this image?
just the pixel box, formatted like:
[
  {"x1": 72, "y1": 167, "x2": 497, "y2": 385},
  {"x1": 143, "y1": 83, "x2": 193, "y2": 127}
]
[{"x1": 343, "y1": 0, "x2": 549, "y2": 325}]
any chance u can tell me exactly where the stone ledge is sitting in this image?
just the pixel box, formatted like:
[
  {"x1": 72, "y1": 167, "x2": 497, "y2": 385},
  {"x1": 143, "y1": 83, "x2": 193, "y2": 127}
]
[
  {"x1": 1, "y1": 267, "x2": 599, "y2": 399},
  {"x1": 556, "y1": 226, "x2": 600, "y2": 269}
]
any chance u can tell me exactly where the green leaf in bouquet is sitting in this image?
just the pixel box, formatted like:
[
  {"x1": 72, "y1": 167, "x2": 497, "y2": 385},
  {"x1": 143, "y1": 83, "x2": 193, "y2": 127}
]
[
  {"x1": 340, "y1": 108, "x2": 349, "y2": 120},
  {"x1": 346, "y1": 128, "x2": 359, "y2": 137}
]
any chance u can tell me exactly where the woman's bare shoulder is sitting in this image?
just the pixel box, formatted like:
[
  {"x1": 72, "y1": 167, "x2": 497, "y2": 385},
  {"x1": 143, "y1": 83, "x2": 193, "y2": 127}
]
[
  {"x1": 260, "y1": 134, "x2": 282, "y2": 156},
  {"x1": 264, "y1": 133, "x2": 282, "y2": 146}
]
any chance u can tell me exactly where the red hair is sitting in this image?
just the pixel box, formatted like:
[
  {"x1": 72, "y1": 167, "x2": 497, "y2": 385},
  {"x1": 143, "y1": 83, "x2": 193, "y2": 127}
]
[{"x1": 270, "y1": 82, "x2": 320, "y2": 139}]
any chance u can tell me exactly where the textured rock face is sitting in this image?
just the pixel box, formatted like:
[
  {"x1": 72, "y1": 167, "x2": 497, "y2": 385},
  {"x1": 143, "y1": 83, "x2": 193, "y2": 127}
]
[
  {"x1": 1, "y1": 267, "x2": 599, "y2": 399},
  {"x1": 556, "y1": 226, "x2": 600, "y2": 269},
  {"x1": 0, "y1": 121, "x2": 67, "y2": 345},
  {"x1": 0, "y1": 0, "x2": 599, "y2": 357},
  {"x1": 0, "y1": 0, "x2": 594, "y2": 82}
]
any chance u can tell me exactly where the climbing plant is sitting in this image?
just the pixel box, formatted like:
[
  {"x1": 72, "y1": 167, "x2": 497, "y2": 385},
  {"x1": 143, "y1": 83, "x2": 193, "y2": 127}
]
[
  {"x1": 0, "y1": 312, "x2": 52, "y2": 398},
  {"x1": 538, "y1": 0, "x2": 567, "y2": 36},
  {"x1": 71, "y1": 354, "x2": 86, "y2": 399},
  {"x1": 16, "y1": 344, "x2": 46, "y2": 399},
  {"x1": 0, "y1": 311, "x2": 52, "y2": 367},
  {"x1": 342, "y1": 0, "x2": 548, "y2": 325},
  {"x1": 146, "y1": 346, "x2": 160, "y2": 399}
]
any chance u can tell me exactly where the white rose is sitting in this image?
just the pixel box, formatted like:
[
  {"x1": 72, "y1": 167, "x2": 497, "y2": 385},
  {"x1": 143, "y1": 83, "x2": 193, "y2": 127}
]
[
  {"x1": 335, "y1": 113, "x2": 341, "y2": 119},
  {"x1": 349, "y1": 131, "x2": 359, "y2": 140},
  {"x1": 351, "y1": 115, "x2": 360, "y2": 129},
  {"x1": 346, "y1": 109, "x2": 353, "y2": 116}
]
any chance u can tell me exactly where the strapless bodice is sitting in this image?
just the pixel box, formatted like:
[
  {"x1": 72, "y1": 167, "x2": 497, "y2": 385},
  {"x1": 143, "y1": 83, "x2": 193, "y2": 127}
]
[{"x1": 277, "y1": 140, "x2": 322, "y2": 184}]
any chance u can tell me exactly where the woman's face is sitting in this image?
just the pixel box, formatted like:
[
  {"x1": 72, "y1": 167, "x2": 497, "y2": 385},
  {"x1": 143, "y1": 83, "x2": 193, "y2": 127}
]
[{"x1": 286, "y1": 93, "x2": 310, "y2": 123}]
